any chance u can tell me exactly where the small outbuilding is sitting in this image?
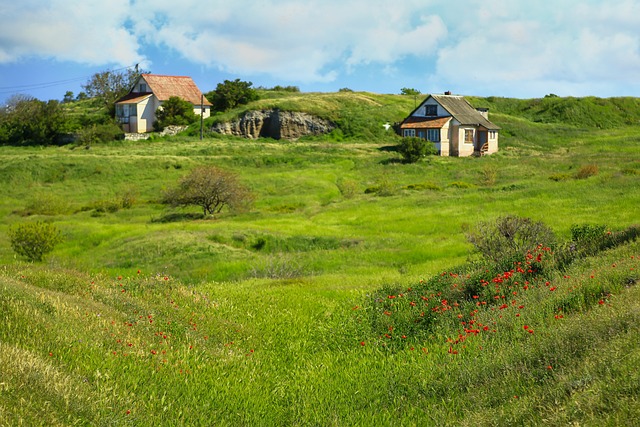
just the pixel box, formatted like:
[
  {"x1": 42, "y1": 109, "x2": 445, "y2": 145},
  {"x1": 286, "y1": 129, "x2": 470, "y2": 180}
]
[
  {"x1": 115, "y1": 74, "x2": 212, "y2": 133},
  {"x1": 399, "y1": 92, "x2": 500, "y2": 156}
]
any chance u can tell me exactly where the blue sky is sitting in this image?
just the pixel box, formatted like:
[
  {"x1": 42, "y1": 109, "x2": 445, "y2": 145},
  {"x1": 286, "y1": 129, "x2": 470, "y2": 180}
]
[{"x1": 2, "y1": 0, "x2": 640, "y2": 103}]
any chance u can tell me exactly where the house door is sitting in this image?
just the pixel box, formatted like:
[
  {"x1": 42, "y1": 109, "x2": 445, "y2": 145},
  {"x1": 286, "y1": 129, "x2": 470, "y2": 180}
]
[{"x1": 478, "y1": 131, "x2": 487, "y2": 151}]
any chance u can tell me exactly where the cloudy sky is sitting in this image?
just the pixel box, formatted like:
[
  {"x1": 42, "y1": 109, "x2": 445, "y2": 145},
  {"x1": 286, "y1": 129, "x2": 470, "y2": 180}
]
[{"x1": 2, "y1": 0, "x2": 640, "y2": 102}]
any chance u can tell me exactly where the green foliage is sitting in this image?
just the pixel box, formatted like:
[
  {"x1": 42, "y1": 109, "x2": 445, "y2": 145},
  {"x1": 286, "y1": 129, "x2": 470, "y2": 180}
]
[
  {"x1": 8, "y1": 221, "x2": 63, "y2": 262},
  {"x1": 400, "y1": 87, "x2": 421, "y2": 96},
  {"x1": 77, "y1": 121, "x2": 124, "y2": 145},
  {"x1": 466, "y1": 215, "x2": 556, "y2": 266},
  {"x1": 336, "y1": 177, "x2": 359, "y2": 199},
  {"x1": 153, "y1": 96, "x2": 198, "y2": 131},
  {"x1": 206, "y1": 79, "x2": 258, "y2": 111},
  {"x1": 162, "y1": 166, "x2": 253, "y2": 216},
  {"x1": 397, "y1": 137, "x2": 436, "y2": 163},
  {"x1": 82, "y1": 67, "x2": 145, "y2": 115},
  {"x1": 0, "y1": 95, "x2": 68, "y2": 146}
]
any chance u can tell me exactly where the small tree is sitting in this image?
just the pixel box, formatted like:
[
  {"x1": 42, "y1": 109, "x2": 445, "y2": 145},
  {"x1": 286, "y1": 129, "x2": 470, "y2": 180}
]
[
  {"x1": 206, "y1": 79, "x2": 258, "y2": 111},
  {"x1": 82, "y1": 67, "x2": 145, "y2": 115},
  {"x1": 9, "y1": 221, "x2": 63, "y2": 262},
  {"x1": 162, "y1": 166, "x2": 253, "y2": 216},
  {"x1": 400, "y1": 87, "x2": 421, "y2": 96},
  {"x1": 154, "y1": 96, "x2": 198, "y2": 131},
  {"x1": 397, "y1": 137, "x2": 436, "y2": 163}
]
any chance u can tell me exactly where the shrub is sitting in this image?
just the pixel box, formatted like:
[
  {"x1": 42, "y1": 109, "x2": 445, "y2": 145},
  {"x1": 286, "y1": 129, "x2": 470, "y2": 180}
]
[
  {"x1": 574, "y1": 164, "x2": 599, "y2": 179},
  {"x1": 8, "y1": 221, "x2": 63, "y2": 262},
  {"x1": 336, "y1": 177, "x2": 359, "y2": 199},
  {"x1": 206, "y1": 79, "x2": 258, "y2": 112},
  {"x1": 77, "y1": 121, "x2": 124, "y2": 145},
  {"x1": 466, "y1": 215, "x2": 556, "y2": 266},
  {"x1": 154, "y1": 96, "x2": 199, "y2": 131},
  {"x1": 397, "y1": 137, "x2": 436, "y2": 163},
  {"x1": 162, "y1": 166, "x2": 253, "y2": 216},
  {"x1": 549, "y1": 172, "x2": 572, "y2": 181},
  {"x1": 480, "y1": 164, "x2": 498, "y2": 186}
]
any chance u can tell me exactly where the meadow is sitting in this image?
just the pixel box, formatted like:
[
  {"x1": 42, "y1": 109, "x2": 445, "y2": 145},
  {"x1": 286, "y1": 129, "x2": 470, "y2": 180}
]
[{"x1": 0, "y1": 92, "x2": 639, "y2": 425}]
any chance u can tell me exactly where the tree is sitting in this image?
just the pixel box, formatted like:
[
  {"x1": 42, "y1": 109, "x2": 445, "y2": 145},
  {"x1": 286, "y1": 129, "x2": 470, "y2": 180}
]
[
  {"x1": 154, "y1": 96, "x2": 198, "y2": 131},
  {"x1": 397, "y1": 137, "x2": 436, "y2": 163},
  {"x1": 82, "y1": 67, "x2": 144, "y2": 115},
  {"x1": 8, "y1": 221, "x2": 63, "y2": 262},
  {"x1": 206, "y1": 79, "x2": 258, "y2": 111},
  {"x1": 63, "y1": 91, "x2": 75, "y2": 103},
  {"x1": 0, "y1": 95, "x2": 68, "y2": 146},
  {"x1": 162, "y1": 166, "x2": 253, "y2": 216},
  {"x1": 401, "y1": 87, "x2": 421, "y2": 96}
]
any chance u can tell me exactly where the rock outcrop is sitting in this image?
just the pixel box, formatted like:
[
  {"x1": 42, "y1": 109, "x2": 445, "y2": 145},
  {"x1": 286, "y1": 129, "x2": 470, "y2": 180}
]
[{"x1": 211, "y1": 109, "x2": 334, "y2": 140}]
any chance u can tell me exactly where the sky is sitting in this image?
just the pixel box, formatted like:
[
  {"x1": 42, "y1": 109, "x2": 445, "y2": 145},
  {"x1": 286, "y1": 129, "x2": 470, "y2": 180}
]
[{"x1": 2, "y1": 0, "x2": 640, "y2": 103}]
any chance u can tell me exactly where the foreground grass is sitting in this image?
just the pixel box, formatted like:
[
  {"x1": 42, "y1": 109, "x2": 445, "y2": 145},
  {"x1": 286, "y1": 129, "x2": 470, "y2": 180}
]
[
  {"x1": 1, "y1": 240, "x2": 638, "y2": 425},
  {"x1": 1, "y1": 93, "x2": 639, "y2": 425}
]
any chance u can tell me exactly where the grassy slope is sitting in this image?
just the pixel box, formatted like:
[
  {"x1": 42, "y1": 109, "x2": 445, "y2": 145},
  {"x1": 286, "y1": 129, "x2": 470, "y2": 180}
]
[{"x1": 1, "y1": 92, "x2": 639, "y2": 425}]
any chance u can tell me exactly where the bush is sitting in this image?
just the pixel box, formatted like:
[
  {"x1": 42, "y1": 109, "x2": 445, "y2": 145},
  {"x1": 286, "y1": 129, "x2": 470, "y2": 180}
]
[
  {"x1": 154, "y1": 96, "x2": 199, "y2": 131},
  {"x1": 162, "y1": 166, "x2": 253, "y2": 216},
  {"x1": 397, "y1": 137, "x2": 436, "y2": 163},
  {"x1": 336, "y1": 177, "x2": 359, "y2": 199},
  {"x1": 77, "y1": 121, "x2": 124, "y2": 145},
  {"x1": 575, "y1": 164, "x2": 599, "y2": 179},
  {"x1": 466, "y1": 215, "x2": 556, "y2": 266},
  {"x1": 8, "y1": 221, "x2": 63, "y2": 262}
]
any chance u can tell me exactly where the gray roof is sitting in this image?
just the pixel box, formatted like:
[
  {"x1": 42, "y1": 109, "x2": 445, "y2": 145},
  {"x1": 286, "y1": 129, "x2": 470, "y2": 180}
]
[{"x1": 430, "y1": 94, "x2": 500, "y2": 130}]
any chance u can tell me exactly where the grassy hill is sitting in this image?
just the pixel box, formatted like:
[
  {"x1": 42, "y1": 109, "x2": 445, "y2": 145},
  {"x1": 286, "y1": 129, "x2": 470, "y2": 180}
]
[{"x1": 1, "y1": 91, "x2": 639, "y2": 425}]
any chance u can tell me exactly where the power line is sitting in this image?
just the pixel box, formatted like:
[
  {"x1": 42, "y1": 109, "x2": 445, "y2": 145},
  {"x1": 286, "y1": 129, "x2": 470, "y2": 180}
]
[{"x1": 0, "y1": 64, "x2": 139, "y2": 96}]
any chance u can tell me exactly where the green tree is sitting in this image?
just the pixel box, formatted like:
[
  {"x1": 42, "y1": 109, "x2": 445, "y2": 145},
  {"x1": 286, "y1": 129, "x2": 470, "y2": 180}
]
[
  {"x1": 63, "y1": 91, "x2": 75, "y2": 103},
  {"x1": 397, "y1": 136, "x2": 436, "y2": 163},
  {"x1": 0, "y1": 95, "x2": 68, "y2": 146},
  {"x1": 206, "y1": 79, "x2": 258, "y2": 111},
  {"x1": 8, "y1": 221, "x2": 63, "y2": 262},
  {"x1": 162, "y1": 166, "x2": 253, "y2": 216},
  {"x1": 154, "y1": 96, "x2": 198, "y2": 131},
  {"x1": 401, "y1": 87, "x2": 421, "y2": 96},
  {"x1": 82, "y1": 67, "x2": 145, "y2": 115}
]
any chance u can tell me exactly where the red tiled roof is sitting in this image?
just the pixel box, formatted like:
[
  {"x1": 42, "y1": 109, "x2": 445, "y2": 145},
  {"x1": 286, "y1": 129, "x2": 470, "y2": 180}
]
[
  {"x1": 138, "y1": 74, "x2": 212, "y2": 106},
  {"x1": 400, "y1": 116, "x2": 451, "y2": 129}
]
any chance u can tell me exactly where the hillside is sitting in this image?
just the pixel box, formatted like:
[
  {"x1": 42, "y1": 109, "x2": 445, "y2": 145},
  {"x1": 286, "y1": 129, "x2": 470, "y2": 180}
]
[{"x1": 1, "y1": 91, "x2": 639, "y2": 425}]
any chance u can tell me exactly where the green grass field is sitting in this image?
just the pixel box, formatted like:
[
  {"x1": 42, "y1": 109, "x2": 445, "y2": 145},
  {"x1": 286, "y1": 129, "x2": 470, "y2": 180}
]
[{"x1": 0, "y1": 92, "x2": 639, "y2": 425}]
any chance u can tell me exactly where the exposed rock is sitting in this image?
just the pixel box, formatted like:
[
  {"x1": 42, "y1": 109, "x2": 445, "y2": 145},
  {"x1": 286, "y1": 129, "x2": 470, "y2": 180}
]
[{"x1": 211, "y1": 109, "x2": 334, "y2": 140}]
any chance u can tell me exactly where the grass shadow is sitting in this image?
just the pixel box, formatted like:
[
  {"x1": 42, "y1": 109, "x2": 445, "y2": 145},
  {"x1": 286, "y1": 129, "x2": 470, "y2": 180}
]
[{"x1": 151, "y1": 212, "x2": 207, "y2": 223}]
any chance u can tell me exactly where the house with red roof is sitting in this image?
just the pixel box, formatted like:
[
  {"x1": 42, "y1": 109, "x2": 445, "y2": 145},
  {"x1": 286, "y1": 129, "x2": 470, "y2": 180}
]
[
  {"x1": 399, "y1": 92, "x2": 500, "y2": 156},
  {"x1": 115, "y1": 74, "x2": 212, "y2": 133}
]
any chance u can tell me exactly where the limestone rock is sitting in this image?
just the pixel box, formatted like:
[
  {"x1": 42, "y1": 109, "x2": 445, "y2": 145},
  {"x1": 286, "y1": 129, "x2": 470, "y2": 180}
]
[{"x1": 211, "y1": 109, "x2": 334, "y2": 140}]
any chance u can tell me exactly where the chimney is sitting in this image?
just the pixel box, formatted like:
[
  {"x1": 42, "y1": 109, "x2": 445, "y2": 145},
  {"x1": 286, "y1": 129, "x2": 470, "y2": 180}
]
[
  {"x1": 444, "y1": 91, "x2": 452, "y2": 95},
  {"x1": 476, "y1": 108, "x2": 489, "y2": 119}
]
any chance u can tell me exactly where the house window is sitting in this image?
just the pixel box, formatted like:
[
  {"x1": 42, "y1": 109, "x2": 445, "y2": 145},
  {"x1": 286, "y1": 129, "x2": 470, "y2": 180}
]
[
  {"x1": 489, "y1": 131, "x2": 497, "y2": 139},
  {"x1": 426, "y1": 129, "x2": 440, "y2": 142},
  {"x1": 425, "y1": 105, "x2": 437, "y2": 116},
  {"x1": 139, "y1": 83, "x2": 147, "y2": 92},
  {"x1": 464, "y1": 129, "x2": 474, "y2": 144},
  {"x1": 404, "y1": 129, "x2": 416, "y2": 137}
]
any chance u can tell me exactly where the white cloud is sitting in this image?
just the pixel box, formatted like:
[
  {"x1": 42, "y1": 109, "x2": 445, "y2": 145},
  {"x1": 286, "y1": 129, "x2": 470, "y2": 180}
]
[
  {"x1": 0, "y1": 0, "x2": 144, "y2": 66},
  {"x1": 432, "y1": 0, "x2": 640, "y2": 96},
  {"x1": 2, "y1": 0, "x2": 640, "y2": 96}
]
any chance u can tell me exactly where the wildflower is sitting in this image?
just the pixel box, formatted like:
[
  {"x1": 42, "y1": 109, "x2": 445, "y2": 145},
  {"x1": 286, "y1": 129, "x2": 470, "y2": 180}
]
[
  {"x1": 360, "y1": 341, "x2": 366, "y2": 346},
  {"x1": 549, "y1": 287, "x2": 557, "y2": 291},
  {"x1": 547, "y1": 365, "x2": 553, "y2": 370},
  {"x1": 598, "y1": 300, "x2": 605, "y2": 305}
]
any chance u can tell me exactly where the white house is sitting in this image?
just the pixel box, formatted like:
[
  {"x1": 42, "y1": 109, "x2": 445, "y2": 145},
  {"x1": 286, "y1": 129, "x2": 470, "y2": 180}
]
[
  {"x1": 115, "y1": 74, "x2": 212, "y2": 133},
  {"x1": 399, "y1": 92, "x2": 500, "y2": 156}
]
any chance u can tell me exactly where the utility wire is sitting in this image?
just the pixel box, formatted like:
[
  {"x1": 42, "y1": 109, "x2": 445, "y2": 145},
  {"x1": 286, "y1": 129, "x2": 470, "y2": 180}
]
[{"x1": 0, "y1": 64, "x2": 138, "y2": 96}]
